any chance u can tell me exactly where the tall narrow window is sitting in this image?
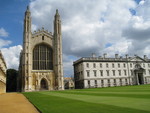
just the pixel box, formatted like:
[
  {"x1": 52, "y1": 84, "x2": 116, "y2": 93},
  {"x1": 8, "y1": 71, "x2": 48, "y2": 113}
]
[
  {"x1": 118, "y1": 70, "x2": 121, "y2": 76},
  {"x1": 87, "y1": 70, "x2": 90, "y2": 77},
  {"x1": 108, "y1": 79, "x2": 110, "y2": 83},
  {"x1": 93, "y1": 70, "x2": 97, "y2": 77},
  {"x1": 124, "y1": 63, "x2": 126, "y2": 68},
  {"x1": 93, "y1": 63, "x2": 96, "y2": 68},
  {"x1": 100, "y1": 70, "x2": 103, "y2": 76},
  {"x1": 112, "y1": 70, "x2": 115, "y2": 76},
  {"x1": 95, "y1": 80, "x2": 97, "y2": 85},
  {"x1": 118, "y1": 63, "x2": 120, "y2": 68},
  {"x1": 86, "y1": 63, "x2": 89, "y2": 68},
  {"x1": 33, "y1": 44, "x2": 53, "y2": 70},
  {"x1": 124, "y1": 70, "x2": 127, "y2": 76},
  {"x1": 125, "y1": 79, "x2": 128, "y2": 85},
  {"x1": 130, "y1": 63, "x2": 132, "y2": 68},
  {"x1": 101, "y1": 80, "x2": 104, "y2": 86},
  {"x1": 42, "y1": 36, "x2": 44, "y2": 40},
  {"x1": 100, "y1": 63, "x2": 102, "y2": 68},
  {"x1": 106, "y1": 70, "x2": 109, "y2": 76},
  {"x1": 108, "y1": 79, "x2": 110, "y2": 87},
  {"x1": 112, "y1": 63, "x2": 114, "y2": 68},
  {"x1": 106, "y1": 63, "x2": 109, "y2": 68},
  {"x1": 120, "y1": 79, "x2": 122, "y2": 85},
  {"x1": 114, "y1": 79, "x2": 116, "y2": 86}
]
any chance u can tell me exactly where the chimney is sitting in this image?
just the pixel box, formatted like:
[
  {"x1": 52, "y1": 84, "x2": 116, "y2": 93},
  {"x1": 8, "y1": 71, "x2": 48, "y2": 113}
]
[
  {"x1": 144, "y1": 55, "x2": 147, "y2": 59},
  {"x1": 115, "y1": 54, "x2": 118, "y2": 58},
  {"x1": 103, "y1": 53, "x2": 107, "y2": 58},
  {"x1": 98, "y1": 56, "x2": 102, "y2": 58},
  {"x1": 125, "y1": 54, "x2": 128, "y2": 59},
  {"x1": 92, "y1": 53, "x2": 96, "y2": 58}
]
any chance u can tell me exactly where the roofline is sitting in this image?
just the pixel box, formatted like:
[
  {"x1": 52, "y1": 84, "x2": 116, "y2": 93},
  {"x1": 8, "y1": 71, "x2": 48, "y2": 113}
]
[{"x1": 73, "y1": 56, "x2": 150, "y2": 65}]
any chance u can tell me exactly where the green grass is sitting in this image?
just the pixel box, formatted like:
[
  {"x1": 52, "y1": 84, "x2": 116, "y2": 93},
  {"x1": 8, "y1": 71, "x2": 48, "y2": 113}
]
[{"x1": 23, "y1": 85, "x2": 150, "y2": 113}]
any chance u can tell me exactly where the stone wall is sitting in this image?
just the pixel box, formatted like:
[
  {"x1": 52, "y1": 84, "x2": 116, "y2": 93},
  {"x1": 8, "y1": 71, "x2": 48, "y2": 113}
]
[{"x1": 0, "y1": 51, "x2": 7, "y2": 93}]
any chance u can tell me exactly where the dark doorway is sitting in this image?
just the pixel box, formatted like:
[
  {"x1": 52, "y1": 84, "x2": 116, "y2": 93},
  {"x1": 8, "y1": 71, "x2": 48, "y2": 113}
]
[
  {"x1": 138, "y1": 73, "x2": 143, "y2": 84},
  {"x1": 40, "y1": 79, "x2": 48, "y2": 90}
]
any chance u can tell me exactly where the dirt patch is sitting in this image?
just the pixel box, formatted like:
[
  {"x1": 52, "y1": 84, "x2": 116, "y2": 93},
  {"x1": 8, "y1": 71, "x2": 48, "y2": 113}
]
[{"x1": 0, "y1": 93, "x2": 39, "y2": 113}]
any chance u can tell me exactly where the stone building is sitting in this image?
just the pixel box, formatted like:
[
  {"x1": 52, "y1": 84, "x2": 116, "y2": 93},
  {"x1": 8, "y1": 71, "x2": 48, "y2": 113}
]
[
  {"x1": 18, "y1": 6, "x2": 64, "y2": 92},
  {"x1": 0, "y1": 50, "x2": 7, "y2": 93},
  {"x1": 64, "y1": 77, "x2": 74, "y2": 89},
  {"x1": 73, "y1": 54, "x2": 150, "y2": 89}
]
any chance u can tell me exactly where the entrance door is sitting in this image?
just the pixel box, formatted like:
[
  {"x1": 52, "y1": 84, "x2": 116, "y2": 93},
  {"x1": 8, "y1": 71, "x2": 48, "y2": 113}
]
[
  {"x1": 40, "y1": 79, "x2": 48, "y2": 90},
  {"x1": 138, "y1": 73, "x2": 144, "y2": 84}
]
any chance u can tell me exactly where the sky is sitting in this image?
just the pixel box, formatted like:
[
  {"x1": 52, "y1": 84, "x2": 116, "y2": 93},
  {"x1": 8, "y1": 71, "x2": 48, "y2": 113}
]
[{"x1": 0, "y1": 0, "x2": 150, "y2": 77}]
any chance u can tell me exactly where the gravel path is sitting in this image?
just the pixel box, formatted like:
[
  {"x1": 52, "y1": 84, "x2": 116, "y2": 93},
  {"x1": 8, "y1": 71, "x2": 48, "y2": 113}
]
[{"x1": 0, "y1": 93, "x2": 39, "y2": 113}]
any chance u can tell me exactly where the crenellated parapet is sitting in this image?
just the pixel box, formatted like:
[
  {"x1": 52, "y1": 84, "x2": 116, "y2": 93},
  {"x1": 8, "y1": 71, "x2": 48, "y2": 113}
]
[
  {"x1": 32, "y1": 27, "x2": 53, "y2": 38},
  {"x1": 18, "y1": 7, "x2": 64, "y2": 92}
]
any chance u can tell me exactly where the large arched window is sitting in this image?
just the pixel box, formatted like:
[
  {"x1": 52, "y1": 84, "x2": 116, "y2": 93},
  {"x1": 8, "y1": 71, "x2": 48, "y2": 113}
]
[{"x1": 33, "y1": 44, "x2": 53, "y2": 70}]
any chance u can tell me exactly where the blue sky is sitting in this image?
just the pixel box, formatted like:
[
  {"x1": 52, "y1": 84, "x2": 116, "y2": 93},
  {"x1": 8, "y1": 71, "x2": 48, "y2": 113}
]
[
  {"x1": 0, "y1": 0, "x2": 141, "y2": 48},
  {"x1": 0, "y1": 0, "x2": 142, "y2": 62},
  {"x1": 1, "y1": 0, "x2": 150, "y2": 77},
  {"x1": 135, "y1": 0, "x2": 142, "y2": 4},
  {"x1": 0, "y1": 0, "x2": 29, "y2": 47}
]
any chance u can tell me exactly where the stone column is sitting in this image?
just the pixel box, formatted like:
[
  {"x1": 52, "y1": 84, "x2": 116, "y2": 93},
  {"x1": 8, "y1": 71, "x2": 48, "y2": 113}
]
[
  {"x1": 142, "y1": 73, "x2": 144, "y2": 84},
  {"x1": 136, "y1": 72, "x2": 139, "y2": 85}
]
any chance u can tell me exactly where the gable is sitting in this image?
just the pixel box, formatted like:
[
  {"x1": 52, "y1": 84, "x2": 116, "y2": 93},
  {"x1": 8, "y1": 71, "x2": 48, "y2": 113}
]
[
  {"x1": 32, "y1": 31, "x2": 53, "y2": 38},
  {"x1": 129, "y1": 56, "x2": 145, "y2": 62}
]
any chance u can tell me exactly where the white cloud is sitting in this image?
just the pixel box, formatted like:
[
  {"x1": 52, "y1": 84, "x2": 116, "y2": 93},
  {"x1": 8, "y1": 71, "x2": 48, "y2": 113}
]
[
  {"x1": 31, "y1": 24, "x2": 38, "y2": 32},
  {"x1": 0, "y1": 27, "x2": 11, "y2": 49},
  {"x1": 0, "y1": 39, "x2": 11, "y2": 48},
  {"x1": 102, "y1": 39, "x2": 132, "y2": 57},
  {"x1": 122, "y1": 0, "x2": 150, "y2": 56},
  {"x1": 63, "y1": 54, "x2": 76, "y2": 77},
  {"x1": 139, "y1": 0, "x2": 145, "y2": 5},
  {"x1": 1, "y1": 45, "x2": 22, "y2": 69},
  {"x1": 26, "y1": 0, "x2": 150, "y2": 76},
  {"x1": 0, "y1": 28, "x2": 9, "y2": 37},
  {"x1": 137, "y1": 0, "x2": 150, "y2": 21}
]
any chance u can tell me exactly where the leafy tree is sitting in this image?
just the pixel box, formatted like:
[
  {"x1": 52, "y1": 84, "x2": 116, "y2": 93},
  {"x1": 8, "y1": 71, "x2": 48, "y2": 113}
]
[{"x1": 6, "y1": 69, "x2": 18, "y2": 92}]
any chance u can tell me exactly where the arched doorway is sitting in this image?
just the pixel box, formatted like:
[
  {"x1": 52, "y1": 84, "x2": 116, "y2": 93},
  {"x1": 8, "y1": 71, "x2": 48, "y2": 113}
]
[
  {"x1": 40, "y1": 78, "x2": 48, "y2": 90},
  {"x1": 134, "y1": 64, "x2": 145, "y2": 85},
  {"x1": 138, "y1": 73, "x2": 143, "y2": 84}
]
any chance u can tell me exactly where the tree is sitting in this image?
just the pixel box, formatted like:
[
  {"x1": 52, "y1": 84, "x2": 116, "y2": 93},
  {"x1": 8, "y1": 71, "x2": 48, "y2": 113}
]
[{"x1": 6, "y1": 69, "x2": 18, "y2": 92}]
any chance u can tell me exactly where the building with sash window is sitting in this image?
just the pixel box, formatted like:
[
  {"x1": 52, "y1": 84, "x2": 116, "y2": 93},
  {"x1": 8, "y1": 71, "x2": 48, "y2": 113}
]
[{"x1": 74, "y1": 54, "x2": 150, "y2": 89}]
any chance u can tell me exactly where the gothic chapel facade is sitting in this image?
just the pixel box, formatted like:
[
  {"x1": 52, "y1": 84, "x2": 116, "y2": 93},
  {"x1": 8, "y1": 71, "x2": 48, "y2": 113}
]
[{"x1": 18, "y1": 6, "x2": 64, "y2": 92}]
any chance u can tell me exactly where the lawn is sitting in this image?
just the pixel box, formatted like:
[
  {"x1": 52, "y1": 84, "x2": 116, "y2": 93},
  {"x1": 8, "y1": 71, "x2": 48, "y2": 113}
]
[{"x1": 23, "y1": 84, "x2": 150, "y2": 113}]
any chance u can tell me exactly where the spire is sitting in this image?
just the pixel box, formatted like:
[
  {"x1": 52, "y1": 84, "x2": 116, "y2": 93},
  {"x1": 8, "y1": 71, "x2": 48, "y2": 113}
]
[
  {"x1": 56, "y1": 9, "x2": 59, "y2": 15},
  {"x1": 24, "y1": 5, "x2": 31, "y2": 33},
  {"x1": 27, "y1": 5, "x2": 29, "y2": 11},
  {"x1": 25, "y1": 5, "x2": 30, "y2": 14},
  {"x1": 54, "y1": 9, "x2": 61, "y2": 35},
  {"x1": 55, "y1": 9, "x2": 60, "y2": 19},
  {"x1": 53, "y1": 9, "x2": 64, "y2": 90}
]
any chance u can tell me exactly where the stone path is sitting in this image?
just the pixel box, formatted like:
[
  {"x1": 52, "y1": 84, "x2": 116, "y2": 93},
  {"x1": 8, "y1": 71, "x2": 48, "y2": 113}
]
[{"x1": 0, "y1": 93, "x2": 39, "y2": 113}]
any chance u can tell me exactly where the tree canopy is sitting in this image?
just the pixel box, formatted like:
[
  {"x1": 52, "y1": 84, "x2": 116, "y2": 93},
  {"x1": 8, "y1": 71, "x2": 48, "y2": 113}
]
[{"x1": 6, "y1": 69, "x2": 18, "y2": 92}]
